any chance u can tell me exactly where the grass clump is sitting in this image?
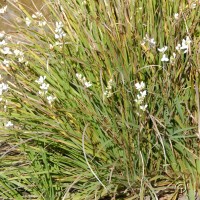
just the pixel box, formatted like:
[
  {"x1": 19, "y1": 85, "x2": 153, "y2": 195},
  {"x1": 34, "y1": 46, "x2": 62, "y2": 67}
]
[{"x1": 0, "y1": 0, "x2": 200, "y2": 199}]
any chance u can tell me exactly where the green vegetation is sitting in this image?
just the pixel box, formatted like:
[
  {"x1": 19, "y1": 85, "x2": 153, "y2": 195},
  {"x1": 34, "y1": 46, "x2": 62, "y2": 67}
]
[{"x1": 0, "y1": 0, "x2": 199, "y2": 199}]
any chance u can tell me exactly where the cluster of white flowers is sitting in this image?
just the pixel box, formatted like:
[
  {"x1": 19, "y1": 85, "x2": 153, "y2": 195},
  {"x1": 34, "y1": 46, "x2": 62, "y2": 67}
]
[
  {"x1": 134, "y1": 81, "x2": 148, "y2": 112},
  {"x1": 13, "y1": 49, "x2": 24, "y2": 63},
  {"x1": 0, "y1": 33, "x2": 12, "y2": 67},
  {"x1": 157, "y1": 45, "x2": 170, "y2": 62},
  {"x1": 76, "y1": 73, "x2": 92, "y2": 88},
  {"x1": 104, "y1": 78, "x2": 113, "y2": 98},
  {"x1": 176, "y1": 36, "x2": 191, "y2": 54},
  {"x1": 157, "y1": 45, "x2": 177, "y2": 63},
  {"x1": 0, "y1": 5, "x2": 7, "y2": 14},
  {"x1": 35, "y1": 76, "x2": 49, "y2": 94},
  {"x1": 25, "y1": 11, "x2": 46, "y2": 27},
  {"x1": 55, "y1": 22, "x2": 66, "y2": 39},
  {"x1": 141, "y1": 34, "x2": 156, "y2": 48},
  {"x1": 35, "y1": 76, "x2": 56, "y2": 104},
  {"x1": 0, "y1": 28, "x2": 27, "y2": 67}
]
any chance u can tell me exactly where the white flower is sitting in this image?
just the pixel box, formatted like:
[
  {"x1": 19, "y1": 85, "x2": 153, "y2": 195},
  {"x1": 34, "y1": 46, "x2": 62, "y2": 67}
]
[
  {"x1": 14, "y1": 49, "x2": 24, "y2": 56},
  {"x1": 140, "y1": 104, "x2": 148, "y2": 111},
  {"x1": 55, "y1": 22, "x2": 64, "y2": 30},
  {"x1": 18, "y1": 57, "x2": 24, "y2": 63},
  {"x1": 180, "y1": 36, "x2": 191, "y2": 53},
  {"x1": 142, "y1": 34, "x2": 156, "y2": 48},
  {"x1": 1, "y1": 47, "x2": 12, "y2": 54},
  {"x1": 191, "y1": 3, "x2": 196, "y2": 9},
  {"x1": 158, "y1": 46, "x2": 168, "y2": 53},
  {"x1": 76, "y1": 73, "x2": 82, "y2": 80},
  {"x1": 149, "y1": 38, "x2": 156, "y2": 46},
  {"x1": 140, "y1": 90, "x2": 147, "y2": 98},
  {"x1": 40, "y1": 83, "x2": 49, "y2": 91},
  {"x1": 0, "y1": 40, "x2": 7, "y2": 46},
  {"x1": 32, "y1": 12, "x2": 43, "y2": 19},
  {"x1": 161, "y1": 54, "x2": 169, "y2": 62},
  {"x1": 84, "y1": 81, "x2": 92, "y2": 88},
  {"x1": 0, "y1": 82, "x2": 8, "y2": 95},
  {"x1": 2, "y1": 59, "x2": 10, "y2": 67},
  {"x1": 176, "y1": 36, "x2": 191, "y2": 54},
  {"x1": 76, "y1": 73, "x2": 92, "y2": 88},
  {"x1": 5, "y1": 121, "x2": 13, "y2": 128},
  {"x1": 174, "y1": 13, "x2": 179, "y2": 20},
  {"x1": 35, "y1": 76, "x2": 46, "y2": 84},
  {"x1": 47, "y1": 95, "x2": 56, "y2": 104},
  {"x1": 55, "y1": 32, "x2": 66, "y2": 39},
  {"x1": 25, "y1": 17, "x2": 31, "y2": 26},
  {"x1": 135, "y1": 81, "x2": 145, "y2": 91},
  {"x1": 0, "y1": 83, "x2": 8, "y2": 91},
  {"x1": 38, "y1": 20, "x2": 46, "y2": 27},
  {"x1": 176, "y1": 43, "x2": 181, "y2": 52},
  {"x1": 0, "y1": 31, "x2": 5, "y2": 38},
  {"x1": 55, "y1": 21, "x2": 66, "y2": 39},
  {"x1": 0, "y1": 5, "x2": 7, "y2": 14}
]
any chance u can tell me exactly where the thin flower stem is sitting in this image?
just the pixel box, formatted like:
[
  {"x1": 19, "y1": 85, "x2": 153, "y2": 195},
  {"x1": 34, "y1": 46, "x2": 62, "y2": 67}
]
[{"x1": 82, "y1": 123, "x2": 108, "y2": 191}]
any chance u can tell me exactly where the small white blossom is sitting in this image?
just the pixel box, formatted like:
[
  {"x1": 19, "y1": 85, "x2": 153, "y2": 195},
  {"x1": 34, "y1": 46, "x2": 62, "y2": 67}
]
[
  {"x1": 149, "y1": 38, "x2": 156, "y2": 46},
  {"x1": 142, "y1": 34, "x2": 156, "y2": 48},
  {"x1": 135, "y1": 81, "x2": 145, "y2": 91},
  {"x1": 55, "y1": 21, "x2": 66, "y2": 39},
  {"x1": 76, "y1": 73, "x2": 82, "y2": 80},
  {"x1": 140, "y1": 90, "x2": 147, "y2": 98},
  {"x1": 176, "y1": 43, "x2": 181, "y2": 52},
  {"x1": 18, "y1": 57, "x2": 24, "y2": 63},
  {"x1": 0, "y1": 82, "x2": 8, "y2": 95},
  {"x1": 176, "y1": 36, "x2": 191, "y2": 54},
  {"x1": 14, "y1": 49, "x2": 24, "y2": 56},
  {"x1": 0, "y1": 31, "x2": 5, "y2": 38},
  {"x1": 84, "y1": 81, "x2": 92, "y2": 88},
  {"x1": 0, "y1": 40, "x2": 7, "y2": 46},
  {"x1": 161, "y1": 54, "x2": 169, "y2": 62},
  {"x1": 1, "y1": 47, "x2": 12, "y2": 54},
  {"x1": 35, "y1": 76, "x2": 46, "y2": 84},
  {"x1": 140, "y1": 104, "x2": 148, "y2": 111},
  {"x1": 13, "y1": 49, "x2": 24, "y2": 63},
  {"x1": 134, "y1": 81, "x2": 148, "y2": 112},
  {"x1": 47, "y1": 95, "x2": 56, "y2": 104},
  {"x1": 25, "y1": 17, "x2": 31, "y2": 26},
  {"x1": 40, "y1": 83, "x2": 49, "y2": 91},
  {"x1": 158, "y1": 46, "x2": 168, "y2": 53},
  {"x1": 0, "y1": 82, "x2": 8, "y2": 91},
  {"x1": 5, "y1": 121, "x2": 13, "y2": 128},
  {"x1": 190, "y1": 3, "x2": 196, "y2": 9},
  {"x1": 174, "y1": 13, "x2": 179, "y2": 20},
  {"x1": 76, "y1": 73, "x2": 92, "y2": 88},
  {"x1": 32, "y1": 12, "x2": 43, "y2": 19},
  {"x1": 2, "y1": 59, "x2": 10, "y2": 67},
  {"x1": 38, "y1": 20, "x2": 46, "y2": 27},
  {"x1": 0, "y1": 5, "x2": 7, "y2": 14},
  {"x1": 180, "y1": 36, "x2": 191, "y2": 53}
]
